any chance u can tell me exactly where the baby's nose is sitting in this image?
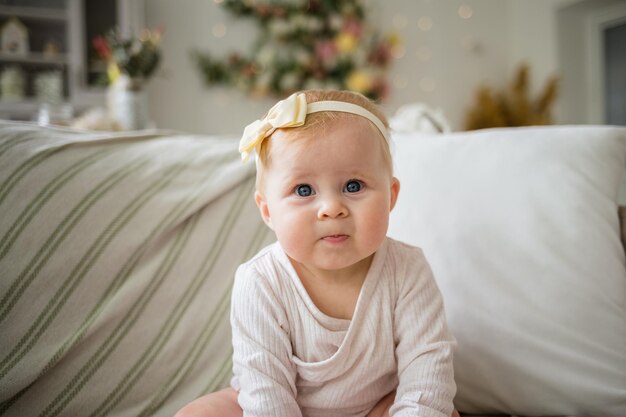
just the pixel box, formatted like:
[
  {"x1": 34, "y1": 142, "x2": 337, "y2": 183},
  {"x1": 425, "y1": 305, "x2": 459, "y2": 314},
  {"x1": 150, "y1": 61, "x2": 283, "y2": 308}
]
[{"x1": 317, "y1": 195, "x2": 348, "y2": 219}]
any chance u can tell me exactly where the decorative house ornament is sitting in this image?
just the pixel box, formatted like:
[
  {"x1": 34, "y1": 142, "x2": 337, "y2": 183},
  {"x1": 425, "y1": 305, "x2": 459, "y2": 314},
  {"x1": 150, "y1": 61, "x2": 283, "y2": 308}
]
[
  {"x1": 43, "y1": 40, "x2": 61, "y2": 57},
  {"x1": 34, "y1": 70, "x2": 63, "y2": 104},
  {"x1": 0, "y1": 66, "x2": 26, "y2": 99},
  {"x1": 194, "y1": 0, "x2": 400, "y2": 101},
  {"x1": 1, "y1": 17, "x2": 29, "y2": 55}
]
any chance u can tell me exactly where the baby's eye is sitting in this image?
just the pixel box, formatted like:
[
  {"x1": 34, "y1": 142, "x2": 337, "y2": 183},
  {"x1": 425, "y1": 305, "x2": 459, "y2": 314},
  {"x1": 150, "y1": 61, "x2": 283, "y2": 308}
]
[
  {"x1": 344, "y1": 180, "x2": 363, "y2": 193},
  {"x1": 295, "y1": 184, "x2": 314, "y2": 197}
]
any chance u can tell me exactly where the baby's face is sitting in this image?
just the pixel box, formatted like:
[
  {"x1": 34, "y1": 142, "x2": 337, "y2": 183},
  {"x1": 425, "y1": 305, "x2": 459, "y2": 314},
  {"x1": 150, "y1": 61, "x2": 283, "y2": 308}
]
[{"x1": 255, "y1": 116, "x2": 400, "y2": 275}]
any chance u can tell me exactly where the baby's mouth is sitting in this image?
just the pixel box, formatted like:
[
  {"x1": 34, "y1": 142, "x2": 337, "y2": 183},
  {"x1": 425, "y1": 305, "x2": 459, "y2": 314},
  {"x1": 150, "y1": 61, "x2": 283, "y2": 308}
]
[{"x1": 321, "y1": 234, "x2": 349, "y2": 243}]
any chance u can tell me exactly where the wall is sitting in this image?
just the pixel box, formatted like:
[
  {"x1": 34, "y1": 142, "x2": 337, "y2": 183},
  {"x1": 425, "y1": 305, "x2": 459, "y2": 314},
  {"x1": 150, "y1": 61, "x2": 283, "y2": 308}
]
[
  {"x1": 507, "y1": 0, "x2": 578, "y2": 123},
  {"x1": 555, "y1": 0, "x2": 626, "y2": 124},
  {"x1": 144, "y1": 0, "x2": 574, "y2": 135},
  {"x1": 145, "y1": 0, "x2": 265, "y2": 136},
  {"x1": 372, "y1": 0, "x2": 508, "y2": 131}
]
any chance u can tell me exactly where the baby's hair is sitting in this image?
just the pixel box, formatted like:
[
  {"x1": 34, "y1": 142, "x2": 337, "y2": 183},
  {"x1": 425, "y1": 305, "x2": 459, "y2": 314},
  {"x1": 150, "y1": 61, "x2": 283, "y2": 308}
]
[{"x1": 255, "y1": 89, "x2": 393, "y2": 191}]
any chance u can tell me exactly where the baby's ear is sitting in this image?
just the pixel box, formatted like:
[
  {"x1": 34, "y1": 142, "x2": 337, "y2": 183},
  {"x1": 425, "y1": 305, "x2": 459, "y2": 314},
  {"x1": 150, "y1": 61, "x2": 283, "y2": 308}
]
[
  {"x1": 254, "y1": 190, "x2": 274, "y2": 229},
  {"x1": 389, "y1": 177, "x2": 400, "y2": 211}
]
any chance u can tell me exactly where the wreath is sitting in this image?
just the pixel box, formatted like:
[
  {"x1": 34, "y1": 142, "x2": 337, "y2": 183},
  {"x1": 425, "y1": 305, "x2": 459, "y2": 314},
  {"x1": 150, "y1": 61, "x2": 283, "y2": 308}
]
[{"x1": 193, "y1": 0, "x2": 399, "y2": 101}]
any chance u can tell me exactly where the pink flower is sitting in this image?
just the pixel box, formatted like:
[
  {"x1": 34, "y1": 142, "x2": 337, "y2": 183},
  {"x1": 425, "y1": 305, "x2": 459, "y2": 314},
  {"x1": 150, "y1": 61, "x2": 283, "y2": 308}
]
[
  {"x1": 343, "y1": 18, "x2": 363, "y2": 37},
  {"x1": 368, "y1": 41, "x2": 392, "y2": 66},
  {"x1": 92, "y1": 36, "x2": 111, "y2": 60},
  {"x1": 315, "y1": 40, "x2": 337, "y2": 62}
]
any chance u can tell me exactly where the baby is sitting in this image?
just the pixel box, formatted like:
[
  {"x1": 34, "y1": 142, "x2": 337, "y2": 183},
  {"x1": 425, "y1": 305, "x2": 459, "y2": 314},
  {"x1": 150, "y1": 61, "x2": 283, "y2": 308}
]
[{"x1": 176, "y1": 90, "x2": 458, "y2": 417}]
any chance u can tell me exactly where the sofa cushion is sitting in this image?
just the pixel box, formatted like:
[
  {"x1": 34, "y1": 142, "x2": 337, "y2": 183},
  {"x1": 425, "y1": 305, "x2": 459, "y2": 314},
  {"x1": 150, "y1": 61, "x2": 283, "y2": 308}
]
[
  {"x1": 0, "y1": 122, "x2": 274, "y2": 417},
  {"x1": 388, "y1": 125, "x2": 626, "y2": 416}
]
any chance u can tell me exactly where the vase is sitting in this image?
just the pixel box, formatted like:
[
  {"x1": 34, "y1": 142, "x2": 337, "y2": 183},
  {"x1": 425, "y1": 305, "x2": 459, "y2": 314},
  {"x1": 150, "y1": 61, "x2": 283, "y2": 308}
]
[{"x1": 107, "y1": 75, "x2": 149, "y2": 130}]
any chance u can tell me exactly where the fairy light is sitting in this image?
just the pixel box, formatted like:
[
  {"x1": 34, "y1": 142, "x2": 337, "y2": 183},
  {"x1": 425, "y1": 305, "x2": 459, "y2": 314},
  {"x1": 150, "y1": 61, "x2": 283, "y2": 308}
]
[
  {"x1": 461, "y1": 35, "x2": 483, "y2": 54},
  {"x1": 417, "y1": 16, "x2": 433, "y2": 31},
  {"x1": 392, "y1": 44, "x2": 406, "y2": 59},
  {"x1": 458, "y1": 4, "x2": 473, "y2": 19},
  {"x1": 212, "y1": 23, "x2": 226, "y2": 38}
]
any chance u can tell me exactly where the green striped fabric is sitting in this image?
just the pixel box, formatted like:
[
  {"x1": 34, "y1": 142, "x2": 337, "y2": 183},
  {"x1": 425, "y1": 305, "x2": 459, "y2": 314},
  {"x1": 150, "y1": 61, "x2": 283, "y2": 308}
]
[{"x1": 0, "y1": 121, "x2": 275, "y2": 417}]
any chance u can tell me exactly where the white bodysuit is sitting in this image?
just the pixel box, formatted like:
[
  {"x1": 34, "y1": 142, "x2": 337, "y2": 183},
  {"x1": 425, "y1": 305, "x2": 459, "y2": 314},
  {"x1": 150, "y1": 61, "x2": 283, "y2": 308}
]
[{"x1": 230, "y1": 237, "x2": 456, "y2": 417}]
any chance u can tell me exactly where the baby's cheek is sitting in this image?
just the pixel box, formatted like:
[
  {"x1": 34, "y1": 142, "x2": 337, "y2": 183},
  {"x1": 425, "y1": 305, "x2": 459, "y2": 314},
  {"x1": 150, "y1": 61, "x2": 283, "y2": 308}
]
[
  {"x1": 273, "y1": 222, "x2": 306, "y2": 259},
  {"x1": 366, "y1": 210, "x2": 390, "y2": 243}
]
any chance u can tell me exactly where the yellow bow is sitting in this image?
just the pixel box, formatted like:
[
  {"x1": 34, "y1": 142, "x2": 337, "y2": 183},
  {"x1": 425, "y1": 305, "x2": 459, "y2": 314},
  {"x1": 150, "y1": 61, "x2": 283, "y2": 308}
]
[{"x1": 239, "y1": 93, "x2": 308, "y2": 162}]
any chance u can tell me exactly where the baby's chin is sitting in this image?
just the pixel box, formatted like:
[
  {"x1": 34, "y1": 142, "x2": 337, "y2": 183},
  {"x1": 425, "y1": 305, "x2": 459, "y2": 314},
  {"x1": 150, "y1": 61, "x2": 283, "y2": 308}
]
[{"x1": 286, "y1": 248, "x2": 376, "y2": 275}]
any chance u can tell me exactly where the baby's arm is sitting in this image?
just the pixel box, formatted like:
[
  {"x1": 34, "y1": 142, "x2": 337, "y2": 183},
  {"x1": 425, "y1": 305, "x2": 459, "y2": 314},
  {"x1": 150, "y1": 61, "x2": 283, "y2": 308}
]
[
  {"x1": 230, "y1": 264, "x2": 302, "y2": 417},
  {"x1": 390, "y1": 254, "x2": 457, "y2": 417}
]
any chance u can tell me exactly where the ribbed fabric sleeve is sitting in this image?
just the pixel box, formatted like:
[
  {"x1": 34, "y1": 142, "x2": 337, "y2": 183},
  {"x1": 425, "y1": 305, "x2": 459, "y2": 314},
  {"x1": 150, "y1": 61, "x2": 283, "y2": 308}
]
[
  {"x1": 231, "y1": 262, "x2": 302, "y2": 417},
  {"x1": 389, "y1": 246, "x2": 457, "y2": 417},
  {"x1": 230, "y1": 238, "x2": 456, "y2": 417}
]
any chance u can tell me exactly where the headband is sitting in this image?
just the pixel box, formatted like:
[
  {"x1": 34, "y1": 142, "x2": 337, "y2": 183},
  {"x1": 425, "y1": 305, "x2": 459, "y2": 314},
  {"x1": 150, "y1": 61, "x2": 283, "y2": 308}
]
[{"x1": 239, "y1": 92, "x2": 389, "y2": 162}]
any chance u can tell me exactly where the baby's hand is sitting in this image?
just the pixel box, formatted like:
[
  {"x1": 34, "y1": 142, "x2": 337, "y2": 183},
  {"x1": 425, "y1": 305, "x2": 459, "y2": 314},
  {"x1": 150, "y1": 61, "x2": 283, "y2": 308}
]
[
  {"x1": 364, "y1": 391, "x2": 395, "y2": 417},
  {"x1": 365, "y1": 392, "x2": 461, "y2": 417}
]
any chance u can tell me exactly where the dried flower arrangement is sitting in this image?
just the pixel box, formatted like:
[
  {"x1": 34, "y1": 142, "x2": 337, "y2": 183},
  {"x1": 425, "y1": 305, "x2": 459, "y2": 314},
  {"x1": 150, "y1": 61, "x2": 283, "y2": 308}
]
[{"x1": 464, "y1": 63, "x2": 559, "y2": 130}]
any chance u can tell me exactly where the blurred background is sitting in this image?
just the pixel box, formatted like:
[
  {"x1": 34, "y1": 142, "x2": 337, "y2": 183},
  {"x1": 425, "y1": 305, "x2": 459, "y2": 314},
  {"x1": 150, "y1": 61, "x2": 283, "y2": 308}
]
[{"x1": 0, "y1": 0, "x2": 624, "y2": 134}]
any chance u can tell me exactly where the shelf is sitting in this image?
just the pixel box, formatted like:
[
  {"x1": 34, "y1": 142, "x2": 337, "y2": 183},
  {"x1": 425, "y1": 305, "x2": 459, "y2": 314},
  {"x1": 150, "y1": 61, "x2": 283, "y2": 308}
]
[
  {"x1": 0, "y1": 5, "x2": 67, "y2": 21},
  {"x1": 0, "y1": 0, "x2": 141, "y2": 120},
  {"x1": 0, "y1": 98, "x2": 40, "y2": 115},
  {"x1": 0, "y1": 52, "x2": 67, "y2": 65}
]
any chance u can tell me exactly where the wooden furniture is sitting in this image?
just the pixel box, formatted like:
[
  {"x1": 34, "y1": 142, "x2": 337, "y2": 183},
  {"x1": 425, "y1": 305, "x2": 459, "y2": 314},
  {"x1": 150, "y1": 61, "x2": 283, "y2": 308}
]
[{"x1": 0, "y1": 0, "x2": 144, "y2": 121}]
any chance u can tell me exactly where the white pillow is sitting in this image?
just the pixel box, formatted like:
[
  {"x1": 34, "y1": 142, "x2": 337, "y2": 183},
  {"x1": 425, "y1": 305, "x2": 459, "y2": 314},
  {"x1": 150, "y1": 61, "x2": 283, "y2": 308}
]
[{"x1": 387, "y1": 126, "x2": 626, "y2": 417}]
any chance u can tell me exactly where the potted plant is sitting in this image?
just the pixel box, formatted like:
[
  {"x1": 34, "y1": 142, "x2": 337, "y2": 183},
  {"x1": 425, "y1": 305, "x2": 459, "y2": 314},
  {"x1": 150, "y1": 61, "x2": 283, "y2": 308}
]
[{"x1": 93, "y1": 27, "x2": 162, "y2": 130}]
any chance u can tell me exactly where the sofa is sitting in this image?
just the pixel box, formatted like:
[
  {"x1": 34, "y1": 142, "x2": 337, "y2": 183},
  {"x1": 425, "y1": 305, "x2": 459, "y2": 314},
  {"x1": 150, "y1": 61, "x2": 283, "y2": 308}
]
[{"x1": 0, "y1": 120, "x2": 624, "y2": 417}]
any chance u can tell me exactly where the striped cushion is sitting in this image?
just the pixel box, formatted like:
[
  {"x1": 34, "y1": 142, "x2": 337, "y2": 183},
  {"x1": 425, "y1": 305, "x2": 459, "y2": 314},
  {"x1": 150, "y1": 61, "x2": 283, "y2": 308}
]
[{"x1": 0, "y1": 121, "x2": 275, "y2": 417}]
